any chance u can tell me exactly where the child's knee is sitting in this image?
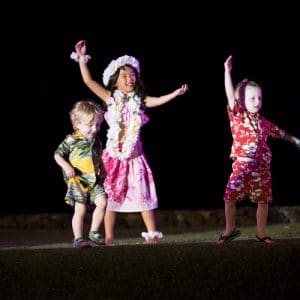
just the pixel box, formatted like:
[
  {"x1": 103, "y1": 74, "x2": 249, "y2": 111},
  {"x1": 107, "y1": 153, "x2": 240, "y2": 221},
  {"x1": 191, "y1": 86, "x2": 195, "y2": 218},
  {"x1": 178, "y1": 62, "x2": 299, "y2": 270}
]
[
  {"x1": 94, "y1": 195, "x2": 107, "y2": 209},
  {"x1": 225, "y1": 200, "x2": 236, "y2": 208}
]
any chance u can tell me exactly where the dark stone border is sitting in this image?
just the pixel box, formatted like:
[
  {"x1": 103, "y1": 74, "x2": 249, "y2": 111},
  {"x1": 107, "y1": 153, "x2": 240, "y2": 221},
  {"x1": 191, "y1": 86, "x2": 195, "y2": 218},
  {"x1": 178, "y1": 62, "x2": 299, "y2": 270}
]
[{"x1": 0, "y1": 206, "x2": 299, "y2": 230}]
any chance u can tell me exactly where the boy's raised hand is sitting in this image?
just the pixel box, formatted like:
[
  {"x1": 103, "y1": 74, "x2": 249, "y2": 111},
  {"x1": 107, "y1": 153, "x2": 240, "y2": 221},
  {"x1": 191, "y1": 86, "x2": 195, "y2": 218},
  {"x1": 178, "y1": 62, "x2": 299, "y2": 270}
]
[{"x1": 224, "y1": 55, "x2": 233, "y2": 72}]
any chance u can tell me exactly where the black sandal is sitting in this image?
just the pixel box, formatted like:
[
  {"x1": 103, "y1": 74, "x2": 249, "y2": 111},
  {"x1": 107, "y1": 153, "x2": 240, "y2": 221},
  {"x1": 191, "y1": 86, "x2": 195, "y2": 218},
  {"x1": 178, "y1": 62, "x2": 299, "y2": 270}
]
[
  {"x1": 255, "y1": 235, "x2": 275, "y2": 244},
  {"x1": 217, "y1": 228, "x2": 241, "y2": 244}
]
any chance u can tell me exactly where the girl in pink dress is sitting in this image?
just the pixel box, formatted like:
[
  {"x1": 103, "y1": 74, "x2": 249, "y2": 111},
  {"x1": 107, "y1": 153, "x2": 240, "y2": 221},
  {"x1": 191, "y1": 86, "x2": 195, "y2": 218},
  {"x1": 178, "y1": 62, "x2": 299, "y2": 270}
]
[{"x1": 71, "y1": 40, "x2": 188, "y2": 244}]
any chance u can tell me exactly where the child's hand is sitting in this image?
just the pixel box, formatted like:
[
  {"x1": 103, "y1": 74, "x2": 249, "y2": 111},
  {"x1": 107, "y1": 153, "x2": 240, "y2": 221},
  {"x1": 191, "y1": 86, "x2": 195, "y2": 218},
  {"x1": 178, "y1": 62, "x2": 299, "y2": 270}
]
[
  {"x1": 175, "y1": 84, "x2": 189, "y2": 96},
  {"x1": 75, "y1": 40, "x2": 87, "y2": 56},
  {"x1": 224, "y1": 55, "x2": 232, "y2": 72},
  {"x1": 294, "y1": 137, "x2": 300, "y2": 150},
  {"x1": 98, "y1": 165, "x2": 107, "y2": 178},
  {"x1": 64, "y1": 164, "x2": 76, "y2": 178}
]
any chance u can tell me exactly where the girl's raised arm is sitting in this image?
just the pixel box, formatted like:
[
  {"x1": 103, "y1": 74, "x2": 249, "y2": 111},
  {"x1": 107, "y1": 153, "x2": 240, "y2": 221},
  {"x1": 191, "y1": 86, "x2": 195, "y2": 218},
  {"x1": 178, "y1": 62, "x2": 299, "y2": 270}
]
[{"x1": 73, "y1": 40, "x2": 111, "y2": 104}]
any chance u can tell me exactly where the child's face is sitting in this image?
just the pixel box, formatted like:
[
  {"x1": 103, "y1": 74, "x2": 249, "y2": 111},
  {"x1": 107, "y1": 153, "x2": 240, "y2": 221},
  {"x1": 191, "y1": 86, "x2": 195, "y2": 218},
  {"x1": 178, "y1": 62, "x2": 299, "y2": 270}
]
[
  {"x1": 245, "y1": 85, "x2": 262, "y2": 114},
  {"x1": 116, "y1": 66, "x2": 137, "y2": 94},
  {"x1": 77, "y1": 116, "x2": 102, "y2": 141}
]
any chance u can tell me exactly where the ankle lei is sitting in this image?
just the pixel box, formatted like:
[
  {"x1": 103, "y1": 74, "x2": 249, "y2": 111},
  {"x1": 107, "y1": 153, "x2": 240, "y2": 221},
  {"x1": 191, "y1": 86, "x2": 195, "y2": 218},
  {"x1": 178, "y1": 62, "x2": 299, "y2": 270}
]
[{"x1": 106, "y1": 90, "x2": 142, "y2": 160}]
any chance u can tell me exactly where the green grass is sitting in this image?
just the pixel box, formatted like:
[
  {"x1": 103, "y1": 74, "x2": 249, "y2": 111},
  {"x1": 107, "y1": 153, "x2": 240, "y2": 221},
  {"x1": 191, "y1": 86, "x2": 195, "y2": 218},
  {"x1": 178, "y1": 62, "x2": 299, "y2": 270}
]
[{"x1": 1, "y1": 223, "x2": 300, "y2": 299}]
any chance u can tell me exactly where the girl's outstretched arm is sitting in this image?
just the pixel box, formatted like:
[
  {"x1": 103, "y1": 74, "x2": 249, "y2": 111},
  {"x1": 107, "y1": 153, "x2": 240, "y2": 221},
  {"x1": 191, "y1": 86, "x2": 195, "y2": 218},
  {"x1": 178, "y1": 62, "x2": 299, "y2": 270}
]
[
  {"x1": 224, "y1": 55, "x2": 235, "y2": 110},
  {"x1": 75, "y1": 40, "x2": 111, "y2": 104},
  {"x1": 144, "y1": 84, "x2": 188, "y2": 108}
]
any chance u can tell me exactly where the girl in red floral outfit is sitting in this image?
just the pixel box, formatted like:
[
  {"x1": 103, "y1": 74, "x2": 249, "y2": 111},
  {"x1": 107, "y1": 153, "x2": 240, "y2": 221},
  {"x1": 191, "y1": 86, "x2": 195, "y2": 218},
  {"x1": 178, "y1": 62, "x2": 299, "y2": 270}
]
[{"x1": 217, "y1": 55, "x2": 300, "y2": 245}]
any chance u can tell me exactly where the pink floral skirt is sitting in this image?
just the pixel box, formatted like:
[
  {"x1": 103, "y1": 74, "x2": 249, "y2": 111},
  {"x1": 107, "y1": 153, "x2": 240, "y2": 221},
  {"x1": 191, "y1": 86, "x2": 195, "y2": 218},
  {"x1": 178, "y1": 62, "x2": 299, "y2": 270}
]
[{"x1": 102, "y1": 148, "x2": 158, "y2": 212}]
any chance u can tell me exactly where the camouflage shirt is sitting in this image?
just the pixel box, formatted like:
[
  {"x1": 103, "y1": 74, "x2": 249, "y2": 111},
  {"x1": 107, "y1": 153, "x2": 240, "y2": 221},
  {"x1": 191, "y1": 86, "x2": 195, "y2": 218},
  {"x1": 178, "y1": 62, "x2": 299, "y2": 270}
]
[{"x1": 55, "y1": 130, "x2": 106, "y2": 203}]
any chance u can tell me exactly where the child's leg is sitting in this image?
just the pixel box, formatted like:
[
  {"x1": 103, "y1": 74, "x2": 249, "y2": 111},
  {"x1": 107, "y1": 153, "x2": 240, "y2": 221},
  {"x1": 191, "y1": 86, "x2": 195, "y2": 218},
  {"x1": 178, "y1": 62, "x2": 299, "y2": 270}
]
[
  {"x1": 72, "y1": 202, "x2": 87, "y2": 240},
  {"x1": 223, "y1": 201, "x2": 237, "y2": 236},
  {"x1": 141, "y1": 209, "x2": 156, "y2": 232},
  {"x1": 256, "y1": 203, "x2": 274, "y2": 241},
  {"x1": 217, "y1": 201, "x2": 240, "y2": 244},
  {"x1": 254, "y1": 170, "x2": 274, "y2": 243},
  {"x1": 104, "y1": 210, "x2": 117, "y2": 244},
  {"x1": 141, "y1": 210, "x2": 163, "y2": 243},
  {"x1": 90, "y1": 195, "x2": 107, "y2": 232}
]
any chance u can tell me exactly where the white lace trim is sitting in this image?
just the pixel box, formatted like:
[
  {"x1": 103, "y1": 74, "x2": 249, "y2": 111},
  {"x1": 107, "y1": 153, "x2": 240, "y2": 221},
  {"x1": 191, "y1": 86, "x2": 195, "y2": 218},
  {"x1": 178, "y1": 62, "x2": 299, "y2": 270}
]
[
  {"x1": 70, "y1": 52, "x2": 91, "y2": 63},
  {"x1": 141, "y1": 231, "x2": 163, "y2": 240}
]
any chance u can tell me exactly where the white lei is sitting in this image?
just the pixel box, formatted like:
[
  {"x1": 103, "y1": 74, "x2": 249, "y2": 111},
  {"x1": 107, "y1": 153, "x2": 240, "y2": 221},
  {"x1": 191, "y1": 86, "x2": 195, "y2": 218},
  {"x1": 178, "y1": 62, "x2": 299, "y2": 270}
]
[{"x1": 106, "y1": 90, "x2": 142, "y2": 160}]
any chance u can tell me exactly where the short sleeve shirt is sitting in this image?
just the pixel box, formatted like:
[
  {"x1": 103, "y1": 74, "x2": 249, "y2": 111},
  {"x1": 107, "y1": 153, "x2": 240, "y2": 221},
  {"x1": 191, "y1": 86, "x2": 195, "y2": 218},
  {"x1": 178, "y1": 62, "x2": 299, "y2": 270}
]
[
  {"x1": 55, "y1": 130, "x2": 105, "y2": 189},
  {"x1": 228, "y1": 103, "x2": 286, "y2": 167}
]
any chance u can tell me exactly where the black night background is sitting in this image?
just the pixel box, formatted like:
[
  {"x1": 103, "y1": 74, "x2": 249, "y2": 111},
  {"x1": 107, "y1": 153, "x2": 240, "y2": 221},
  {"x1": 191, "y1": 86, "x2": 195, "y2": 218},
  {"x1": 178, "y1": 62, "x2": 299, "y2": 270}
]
[{"x1": 7, "y1": 1, "x2": 300, "y2": 213}]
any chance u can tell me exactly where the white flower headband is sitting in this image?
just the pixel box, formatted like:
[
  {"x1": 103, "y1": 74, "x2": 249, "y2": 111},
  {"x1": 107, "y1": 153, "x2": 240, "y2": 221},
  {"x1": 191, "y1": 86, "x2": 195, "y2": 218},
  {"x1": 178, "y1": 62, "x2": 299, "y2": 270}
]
[{"x1": 102, "y1": 55, "x2": 140, "y2": 86}]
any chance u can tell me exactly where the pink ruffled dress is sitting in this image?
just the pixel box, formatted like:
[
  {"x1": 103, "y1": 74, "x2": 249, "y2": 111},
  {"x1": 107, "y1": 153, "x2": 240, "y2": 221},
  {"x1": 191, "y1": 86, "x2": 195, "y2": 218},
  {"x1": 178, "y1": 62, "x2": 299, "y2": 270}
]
[{"x1": 102, "y1": 100, "x2": 158, "y2": 212}]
